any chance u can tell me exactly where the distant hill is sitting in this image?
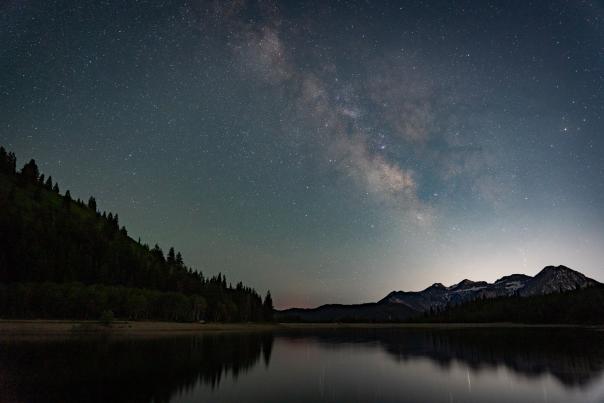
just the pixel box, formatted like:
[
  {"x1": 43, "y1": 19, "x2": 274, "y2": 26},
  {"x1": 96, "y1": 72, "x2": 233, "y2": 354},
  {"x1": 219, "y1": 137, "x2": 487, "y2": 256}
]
[
  {"x1": 0, "y1": 146, "x2": 273, "y2": 322},
  {"x1": 274, "y1": 302, "x2": 417, "y2": 323},
  {"x1": 277, "y1": 265, "x2": 603, "y2": 323}
]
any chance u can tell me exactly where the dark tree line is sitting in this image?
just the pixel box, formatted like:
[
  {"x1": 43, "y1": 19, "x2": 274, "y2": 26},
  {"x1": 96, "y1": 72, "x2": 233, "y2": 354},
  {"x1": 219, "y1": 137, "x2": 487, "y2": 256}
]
[
  {"x1": 0, "y1": 147, "x2": 274, "y2": 322},
  {"x1": 416, "y1": 285, "x2": 604, "y2": 324}
]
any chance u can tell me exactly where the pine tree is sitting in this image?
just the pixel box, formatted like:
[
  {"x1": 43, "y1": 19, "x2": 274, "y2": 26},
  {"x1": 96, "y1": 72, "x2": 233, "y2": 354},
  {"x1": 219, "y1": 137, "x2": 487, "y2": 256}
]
[
  {"x1": 167, "y1": 247, "x2": 176, "y2": 264},
  {"x1": 20, "y1": 159, "x2": 39, "y2": 183},
  {"x1": 263, "y1": 291, "x2": 274, "y2": 321},
  {"x1": 45, "y1": 176, "x2": 53, "y2": 190},
  {"x1": 0, "y1": 147, "x2": 16, "y2": 174},
  {"x1": 0, "y1": 146, "x2": 7, "y2": 173},
  {"x1": 152, "y1": 244, "x2": 165, "y2": 262},
  {"x1": 7, "y1": 152, "x2": 16, "y2": 173},
  {"x1": 88, "y1": 196, "x2": 97, "y2": 212},
  {"x1": 176, "y1": 252, "x2": 184, "y2": 267},
  {"x1": 63, "y1": 190, "x2": 72, "y2": 209}
]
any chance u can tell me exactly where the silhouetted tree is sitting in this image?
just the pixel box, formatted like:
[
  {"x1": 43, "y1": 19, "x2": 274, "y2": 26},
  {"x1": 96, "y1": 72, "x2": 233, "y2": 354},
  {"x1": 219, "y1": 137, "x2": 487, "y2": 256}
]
[
  {"x1": 167, "y1": 247, "x2": 176, "y2": 265},
  {"x1": 63, "y1": 190, "x2": 72, "y2": 209},
  {"x1": 152, "y1": 244, "x2": 165, "y2": 262},
  {"x1": 263, "y1": 291, "x2": 274, "y2": 321},
  {"x1": 0, "y1": 147, "x2": 16, "y2": 174},
  {"x1": 176, "y1": 252, "x2": 184, "y2": 267},
  {"x1": 0, "y1": 147, "x2": 8, "y2": 173},
  {"x1": 88, "y1": 196, "x2": 97, "y2": 212},
  {"x1": 20, "y1": 159, "x2": 39, "y2": 183}
]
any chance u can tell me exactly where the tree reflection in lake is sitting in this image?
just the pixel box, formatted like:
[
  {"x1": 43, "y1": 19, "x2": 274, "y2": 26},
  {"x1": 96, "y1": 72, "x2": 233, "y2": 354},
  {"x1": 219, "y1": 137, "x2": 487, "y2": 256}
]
[
  {"x1": 0, "y1": 327, "x2": 603, "y2": 402},
  {"x1": 0, "y1": 332, "x2": 274, "y2": 402}
]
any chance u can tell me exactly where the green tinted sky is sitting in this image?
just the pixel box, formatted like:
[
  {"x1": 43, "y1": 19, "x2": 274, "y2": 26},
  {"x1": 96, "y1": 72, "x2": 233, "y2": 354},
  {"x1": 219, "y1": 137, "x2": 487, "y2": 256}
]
[{"x1": 2, "y1": 0, "x2": 603, "y2": 308}]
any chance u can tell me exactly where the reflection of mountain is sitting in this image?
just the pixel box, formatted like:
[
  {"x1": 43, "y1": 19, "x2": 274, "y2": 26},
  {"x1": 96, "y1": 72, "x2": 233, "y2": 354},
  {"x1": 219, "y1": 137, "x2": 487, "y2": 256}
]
[
  {"x1": 0, "y1": 332, "x2": 274, "y2": 403},
  {"x1": 1, "y1": 327, "x2": 602, "y2": 401},
  {"x1": 276, "y1": 327, "x2": 604, "y2": 387}
]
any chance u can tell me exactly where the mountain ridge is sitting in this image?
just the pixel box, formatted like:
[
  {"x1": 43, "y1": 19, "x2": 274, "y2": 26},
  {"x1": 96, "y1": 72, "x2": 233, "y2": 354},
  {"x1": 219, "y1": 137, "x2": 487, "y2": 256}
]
[
  {"x1": 277, "y1": 265, "x2": 601, "y2": 322},
  {"x1": 380, "y1": 265, "x2": 599, "y2": 310}
]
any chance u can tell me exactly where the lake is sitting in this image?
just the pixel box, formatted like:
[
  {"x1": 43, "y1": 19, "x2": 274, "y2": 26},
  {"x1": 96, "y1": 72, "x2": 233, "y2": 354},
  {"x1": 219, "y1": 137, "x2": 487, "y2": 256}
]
[{"x1": 0, "y1": 326, "x2": 603, "y2": 402}]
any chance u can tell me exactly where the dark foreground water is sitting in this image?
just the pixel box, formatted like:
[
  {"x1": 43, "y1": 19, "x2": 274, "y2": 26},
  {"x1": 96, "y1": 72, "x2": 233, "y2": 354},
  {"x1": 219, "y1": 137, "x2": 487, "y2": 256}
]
[{"x1": 1, "y1": 327, "x2": 603, "y2": 403}]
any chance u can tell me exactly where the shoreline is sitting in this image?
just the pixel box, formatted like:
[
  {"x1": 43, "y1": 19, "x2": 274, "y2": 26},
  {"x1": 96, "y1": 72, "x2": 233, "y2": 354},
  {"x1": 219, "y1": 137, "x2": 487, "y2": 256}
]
[
  {"x1": 0, "y1": 320, "x2": 279, "y2": 338},
  {"x1": 0, "y1": 320, "x2": 600, "y2": 339}
]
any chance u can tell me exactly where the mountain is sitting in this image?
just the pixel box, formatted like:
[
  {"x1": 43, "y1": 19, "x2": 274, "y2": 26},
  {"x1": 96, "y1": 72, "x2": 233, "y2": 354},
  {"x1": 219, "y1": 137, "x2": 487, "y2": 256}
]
[
  {"x1": 521, "y1": 265, "x2": 597, "y2": 295},
  {"x1": 276, "y1": 265, "x2": 601, "y2": 322},
  {"x1": 380, "y1": 265, "x2": 598, "y2": 312},
  {"x1": 420, "y1": 283, "x2": 604, "y2": 324}
]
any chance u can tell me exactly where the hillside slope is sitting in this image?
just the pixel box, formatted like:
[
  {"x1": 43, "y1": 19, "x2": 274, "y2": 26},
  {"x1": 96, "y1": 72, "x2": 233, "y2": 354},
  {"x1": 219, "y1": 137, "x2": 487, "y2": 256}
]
[
  {"x1": 418, "y1": 284, "x2": 604, "y2": 324},
  {"x1": 0, "y1": 147, "x2": 272, "y2": 322}
]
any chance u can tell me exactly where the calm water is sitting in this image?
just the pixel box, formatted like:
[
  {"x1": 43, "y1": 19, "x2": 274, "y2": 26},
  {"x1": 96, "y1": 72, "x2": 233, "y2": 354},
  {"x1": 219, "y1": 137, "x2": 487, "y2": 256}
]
[{"x1": 1, "y1": 327, "x2": 604, "y2": 402}]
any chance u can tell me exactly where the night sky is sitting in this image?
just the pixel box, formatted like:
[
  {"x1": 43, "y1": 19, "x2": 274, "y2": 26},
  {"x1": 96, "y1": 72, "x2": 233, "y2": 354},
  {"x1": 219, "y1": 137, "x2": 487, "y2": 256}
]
[{"x1": 2, "y1": 0, "x2": 603, "y2": 308}]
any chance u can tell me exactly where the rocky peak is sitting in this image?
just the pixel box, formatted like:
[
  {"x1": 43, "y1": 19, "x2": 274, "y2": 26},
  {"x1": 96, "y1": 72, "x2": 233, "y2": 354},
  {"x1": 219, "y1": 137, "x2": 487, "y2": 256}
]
[
  {"x1": 454, "y1": 279, "x2": 475, "y2": 287},
  {"x1": 520, "y1": 265, "x2": 598, "y2": 296},
  {"x1": 424, "y1": 283, "x2": 446, "y2": 291},
  {"x1": 495, "y1": 274, "x2": 532, "y2": 284},
  {"x1": 381, "y1": 265, "x2": 601, "y2": 312},
  {"x1": 533, "y1": 265, "x2": 588, "y2": 284}
]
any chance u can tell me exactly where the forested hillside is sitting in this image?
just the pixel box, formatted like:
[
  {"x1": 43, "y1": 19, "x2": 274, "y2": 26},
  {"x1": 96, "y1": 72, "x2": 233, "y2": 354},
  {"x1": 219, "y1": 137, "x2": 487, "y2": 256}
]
[
  {"x1": 417, "y1": 284, "x2": 604, "y2": 324},
  {"x1": 0, "y1": 147, "x2": 273, "y2": 322}
]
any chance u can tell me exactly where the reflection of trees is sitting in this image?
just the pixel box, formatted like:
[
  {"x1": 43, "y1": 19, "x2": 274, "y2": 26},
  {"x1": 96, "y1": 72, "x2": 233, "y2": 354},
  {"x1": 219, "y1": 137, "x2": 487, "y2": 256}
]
[
  {"x1": 1, "y1": 327, "x2": 601, "y2": 402},
  {"x1": 0, "y1": 332, "x2": 274, "y2": 403},
  {"x1": 277, "y1": 327, "x2": 604, "y2": 387}
]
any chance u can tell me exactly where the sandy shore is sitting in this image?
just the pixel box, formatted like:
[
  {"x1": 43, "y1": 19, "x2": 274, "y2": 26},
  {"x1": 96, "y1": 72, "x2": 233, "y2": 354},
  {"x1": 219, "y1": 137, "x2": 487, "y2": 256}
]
[
  {"x1": 0, "y1": 320, "x2": 279, "y2": 338},
  {"x1": 281, "y1": 322, "x2": 597, "y2": 329},
  {"x1": 0, "y1": 320, "x2": 597, "y2": 339}
]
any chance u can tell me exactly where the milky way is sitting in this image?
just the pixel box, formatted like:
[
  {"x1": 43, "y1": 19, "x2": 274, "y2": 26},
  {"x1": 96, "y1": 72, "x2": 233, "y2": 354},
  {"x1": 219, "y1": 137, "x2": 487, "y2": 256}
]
[{"x1": 1, "y1": 0, "x2": 603, "y2": 308}]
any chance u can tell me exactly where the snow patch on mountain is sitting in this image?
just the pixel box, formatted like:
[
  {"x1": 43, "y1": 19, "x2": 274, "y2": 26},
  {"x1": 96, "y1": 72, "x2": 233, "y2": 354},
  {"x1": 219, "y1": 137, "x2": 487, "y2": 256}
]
[{"x1": 381, "y1": 265, "x2": 599, "y2": 312}]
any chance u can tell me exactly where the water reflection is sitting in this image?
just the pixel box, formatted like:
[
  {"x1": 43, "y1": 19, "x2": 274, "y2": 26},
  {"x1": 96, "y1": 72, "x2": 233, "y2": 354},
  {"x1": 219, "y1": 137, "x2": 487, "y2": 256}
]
[
  {"x1": 278, "y1": 327, "x2": 604, "y2": 387},
  {"x1": 0, "y1": 327, "x2": 603, "y2": 402},
  {"x1": 0, "y1": 332, "x2": 274, "y2": 402}
]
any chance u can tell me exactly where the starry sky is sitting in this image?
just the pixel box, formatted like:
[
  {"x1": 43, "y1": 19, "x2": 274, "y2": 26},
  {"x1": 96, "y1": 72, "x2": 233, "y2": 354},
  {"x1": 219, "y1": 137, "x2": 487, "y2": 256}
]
[{"x1": 1, "y1": 0, "x2": 603, "y2": 308}]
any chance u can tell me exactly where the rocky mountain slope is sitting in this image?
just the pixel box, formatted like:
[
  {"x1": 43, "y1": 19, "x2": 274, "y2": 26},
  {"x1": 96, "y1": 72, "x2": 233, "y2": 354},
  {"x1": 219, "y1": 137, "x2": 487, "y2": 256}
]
[
  {"x1": 276, "y1": 265, "x2": 601, "y2": 322},
  {"x1": 381, "y1": 265, "x2": 599, "y2": 312}
]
